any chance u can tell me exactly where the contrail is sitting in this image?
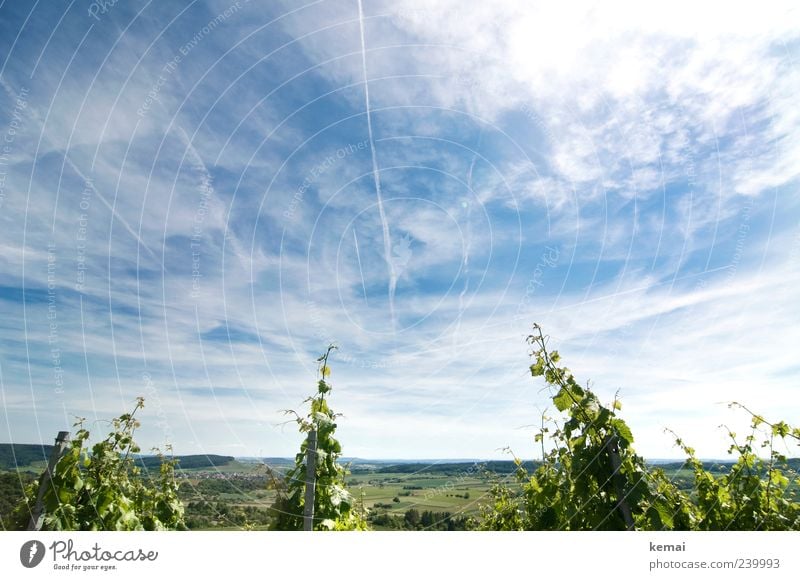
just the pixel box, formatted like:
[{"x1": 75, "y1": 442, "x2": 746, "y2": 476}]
[
  {"x1": 357, "y1": 0, "x2": 396, "y2": 331},
  {"x1": 353, "y1": 228, "x2": 369, "y2": 305},
  {"x1": 0, "y1": 77, "x2": 163, "y2": 269},
  {"x1": 461, "y1": 133, "x2": 481, "y2": 290},
  {"x1": 453, "y1": 131, "x2": 481, "y2": 349}
]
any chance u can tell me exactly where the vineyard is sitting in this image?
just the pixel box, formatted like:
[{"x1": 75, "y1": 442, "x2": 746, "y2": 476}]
[{"x1": 2, "y1": 325, "x2": 799, "y2": 531}]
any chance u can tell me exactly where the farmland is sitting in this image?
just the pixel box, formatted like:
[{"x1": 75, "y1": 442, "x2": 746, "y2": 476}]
[
  {"x1": 174, "y1": 459, "x2": 799, "y2": 530},
  {"x1": 172, "y1": 459, "x2": 501, "y2": 530}
]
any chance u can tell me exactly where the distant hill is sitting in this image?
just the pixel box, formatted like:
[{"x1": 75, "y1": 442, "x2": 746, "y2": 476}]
[
  {"x1": 367, "y1": 460, "x2": 540, "y2": 475},
  {"x1": 650, "y1": 459, "x2": 800, "y2": 473},
  {"x1": 135, "y1": 454, "x2": 235, "y2": 470},
  {"x1": 0, "y1": 444, "x2": 53, "y2": 470},
  {"x1": 0, "y1": 444, "x2": 235, "y2": 472},
  {"x1": 256, "y1": 457, "x2": 295, "y2": 466},
  {"x1": 4, "y1": 443, "x2": 797, "y2": 475}
]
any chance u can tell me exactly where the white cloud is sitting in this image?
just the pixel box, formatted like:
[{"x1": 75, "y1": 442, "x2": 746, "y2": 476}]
[{"x1": 1, "y1": 0, "x2": 798, "y2": 460}]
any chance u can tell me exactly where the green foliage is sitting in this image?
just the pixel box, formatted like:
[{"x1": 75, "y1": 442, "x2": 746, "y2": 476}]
[
  {"x1": 478, "y1": 472, "x2": 526, "y2": 530},
  {"x1": 268, "y1": 346, "x2": 369, "y2": 531},
  {"x1": 478, "y1": 323, "x2": 800, "y2": 531},
  {"x1": 12, "y1": 398, "x2": 185, "y2": 531},
  {"x1": 0, "y1": 471, "x2": 34, "y2": 529},
  {"x1": 366, "y1": 507, "x2": 471, "y2": 530},
  {"x1": 669, "y1": 403, "x2": 800, "y2": 530}
]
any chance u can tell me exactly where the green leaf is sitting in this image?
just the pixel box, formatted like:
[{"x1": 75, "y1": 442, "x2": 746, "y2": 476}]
[
  {"x1": 653, "y1": 500, "x2": 674, "y2": 528},
  {"x1": 612, "y1": 419, "x2": 635, "y2": 444},
  {"x1": 570, "y1": 435, "x2": 586, "y2": 451},
  {"x1": 553, "y1": 388, "x2": 571, "y2": 412},
  {"x1": 772, "y1": 421, "x2": 789, "y2": 438}
]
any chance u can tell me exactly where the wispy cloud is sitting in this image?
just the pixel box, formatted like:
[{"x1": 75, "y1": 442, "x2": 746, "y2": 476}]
[{"x1": 0, "y1": 0, "x2": 798, "y2": 459}]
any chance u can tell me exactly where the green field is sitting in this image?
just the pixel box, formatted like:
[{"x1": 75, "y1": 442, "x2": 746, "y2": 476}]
[
  {"x1": 347, "y1": 469, "x2": 492, "y2": 529},
  {"x1": 170, "y1": 461, "x2": 497, "y2": 530}
]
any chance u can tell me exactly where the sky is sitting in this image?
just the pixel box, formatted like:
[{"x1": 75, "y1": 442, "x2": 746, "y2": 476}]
[{"x1": 0, "y1": 0, "x2": 798, "y2": 460}]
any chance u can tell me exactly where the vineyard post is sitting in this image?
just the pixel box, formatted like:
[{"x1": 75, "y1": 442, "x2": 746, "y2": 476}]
[
  {"x1": 27, "y1": 430, "x2": 70, "y2": 531},
  {"x1": 605, "y1": 434, "x2": 634, "y2": 530},
  {"x1": 303, "y1": 428, "x2": 317, "y2": 531}
]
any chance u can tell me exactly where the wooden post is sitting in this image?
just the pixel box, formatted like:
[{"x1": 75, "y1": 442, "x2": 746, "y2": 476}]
[
  {"x1": 606, "y1": 435, "x2": 635, "y2": 530},
  {"x1": 27, "y1": 430, "x2": 70, "y2": 531},
  {"x1": 302, "y1": 429, "x2": 317, "y2": 531}
]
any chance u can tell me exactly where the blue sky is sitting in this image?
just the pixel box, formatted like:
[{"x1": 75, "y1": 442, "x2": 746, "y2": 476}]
[{"x1": 0, "y1": 0, "x2": 798, "y2": 459}]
